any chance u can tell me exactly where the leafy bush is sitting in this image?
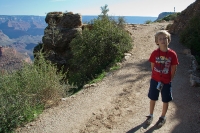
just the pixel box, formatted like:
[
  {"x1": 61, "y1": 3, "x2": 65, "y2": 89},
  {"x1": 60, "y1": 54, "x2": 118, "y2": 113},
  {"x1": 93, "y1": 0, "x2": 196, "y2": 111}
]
[
  {"x1": 68, "y1": 5, "x2": 132, "y2": 87},
  {"x1": 0, "y1": 52, "x2": 69, "y2": 132},
  {"x1": 145, "y1": 20, "x2": 152, "y2": 24},
  {"x1": 180, "y1": 15, "x2": 200, "y2": 63}
]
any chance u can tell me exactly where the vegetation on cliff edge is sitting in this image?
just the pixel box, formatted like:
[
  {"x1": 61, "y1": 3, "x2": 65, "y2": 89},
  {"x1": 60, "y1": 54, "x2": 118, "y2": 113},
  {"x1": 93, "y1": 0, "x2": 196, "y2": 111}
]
[
  {"x1": 0, "y1": 52, "x2": 70, "y2": 133},
  {"x1": 180, "y1": 15, "x2": 200, "y2": 64},
  {"x1": 68, "y1": 5, "x2": 132, "y2": 88}
]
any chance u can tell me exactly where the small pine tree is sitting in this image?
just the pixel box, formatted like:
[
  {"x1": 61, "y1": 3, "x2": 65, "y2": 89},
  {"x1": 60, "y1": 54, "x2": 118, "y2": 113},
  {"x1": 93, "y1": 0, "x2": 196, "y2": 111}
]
[{"x1": 47, "y1": 18, "x2": 62, "y2": 46}]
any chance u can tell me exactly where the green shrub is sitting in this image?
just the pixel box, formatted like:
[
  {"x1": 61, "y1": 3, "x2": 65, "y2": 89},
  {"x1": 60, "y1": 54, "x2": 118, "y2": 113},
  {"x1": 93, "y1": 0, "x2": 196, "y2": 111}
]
[
  {"x1": 145, "y1": 20, "x2": 152, "y2": 24},
  {"x1": 163, "y1": 13, "x2": 180, "y2": 21},
  {"x1": 68, "y1": 5, "x2": 132, "y2": 87},
  {"x1": 156, "y1": 13, "x2": 180, "y2": 22},
  {"x1": 180, "y1": 15, "x2": 200, "y2": 63},
  {"x1": 0, "y1": 52, "x2": 69, "y2": 133}
]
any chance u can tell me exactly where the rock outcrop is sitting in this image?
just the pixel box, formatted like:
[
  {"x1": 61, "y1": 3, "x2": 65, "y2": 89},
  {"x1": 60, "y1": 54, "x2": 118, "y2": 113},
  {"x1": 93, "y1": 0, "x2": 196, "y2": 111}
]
[
  {"x1": 40, "y1": 12, "x2": 82, "y2": 69},
  {"x1": 169, "y1": 0, "x2": 200, "y2": 87},
  {"x1": 168, "y1": 0, "x2": 199, "y2": 34}
]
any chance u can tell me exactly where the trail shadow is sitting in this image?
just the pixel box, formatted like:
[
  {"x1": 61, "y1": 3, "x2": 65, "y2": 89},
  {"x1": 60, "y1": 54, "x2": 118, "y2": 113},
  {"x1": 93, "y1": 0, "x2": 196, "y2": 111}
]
[
  {"x1": 116, "y1": 59, "x2": 151, "y2": 85},
  {"x1": 126, "y1": 121, "x2": 164, "y2": 133},
  {"x1": 126, "y1": 121, "x2": 156, "y2": 133},
  {"x1": 144, "y1": 125, "x2": 161, "y2": 133},
  {"x1": 167, "y1": 34, "x2": 200, "y2": 132}
]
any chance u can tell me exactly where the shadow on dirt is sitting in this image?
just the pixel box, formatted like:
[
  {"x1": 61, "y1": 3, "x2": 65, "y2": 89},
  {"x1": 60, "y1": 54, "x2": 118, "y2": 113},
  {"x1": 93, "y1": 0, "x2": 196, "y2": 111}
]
[
  {"x1": 168, "y1": 35, "x2": 200, "y2": 132},
  {"x1": 116, "y1": 60, "x2": 152, "y2": 86},
  {"x1": 126, "y1": 121, "x2": 162, "y2": 133}
]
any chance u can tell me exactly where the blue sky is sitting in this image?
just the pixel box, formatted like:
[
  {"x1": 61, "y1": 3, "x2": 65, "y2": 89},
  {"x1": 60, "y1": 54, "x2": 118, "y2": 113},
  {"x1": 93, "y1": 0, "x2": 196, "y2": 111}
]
[{"x1": 0, "y1": 0, "x2": 196, "y2": 17}]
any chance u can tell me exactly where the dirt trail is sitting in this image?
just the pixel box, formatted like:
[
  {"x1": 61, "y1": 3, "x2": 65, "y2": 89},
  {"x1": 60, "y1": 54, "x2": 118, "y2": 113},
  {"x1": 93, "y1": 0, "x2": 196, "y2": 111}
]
[{"x1": 17, "y1": 22, "x2": 200, "y2": 133}]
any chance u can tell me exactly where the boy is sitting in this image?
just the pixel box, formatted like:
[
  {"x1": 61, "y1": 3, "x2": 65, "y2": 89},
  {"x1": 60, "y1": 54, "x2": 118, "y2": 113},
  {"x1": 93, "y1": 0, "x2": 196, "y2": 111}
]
[{"x1": 146, "y1": 30, "x2": 179, "y2": 127}]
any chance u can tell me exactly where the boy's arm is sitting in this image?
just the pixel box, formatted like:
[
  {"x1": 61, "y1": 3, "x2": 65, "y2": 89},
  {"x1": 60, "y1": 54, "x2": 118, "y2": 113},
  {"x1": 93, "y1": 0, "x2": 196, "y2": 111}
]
[
  {"x1": 151, "y1": 63, "x2": 154, "y2": 71},
  {"x1": 171, "y1": 65, "x2": 177, "y2": 80}
]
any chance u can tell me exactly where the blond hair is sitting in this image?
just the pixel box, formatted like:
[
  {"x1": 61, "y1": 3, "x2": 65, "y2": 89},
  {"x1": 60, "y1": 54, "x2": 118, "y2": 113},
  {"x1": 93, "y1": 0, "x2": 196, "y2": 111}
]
[{"x1": 155, "y1": 30, "x2": 171, "y2": 45}]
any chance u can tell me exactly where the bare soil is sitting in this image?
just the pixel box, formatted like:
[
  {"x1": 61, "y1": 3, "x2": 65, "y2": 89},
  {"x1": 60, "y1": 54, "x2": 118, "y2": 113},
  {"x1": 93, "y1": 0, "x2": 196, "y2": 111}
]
[{"x1": 16, "y1": 22, "x2": 200, "y2": 133}]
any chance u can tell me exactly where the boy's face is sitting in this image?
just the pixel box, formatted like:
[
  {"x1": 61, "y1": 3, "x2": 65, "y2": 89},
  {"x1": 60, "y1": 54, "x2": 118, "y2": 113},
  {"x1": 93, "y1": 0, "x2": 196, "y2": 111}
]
[{"x1": 156, "y1": 34, "x2": 169, "y2": 46}]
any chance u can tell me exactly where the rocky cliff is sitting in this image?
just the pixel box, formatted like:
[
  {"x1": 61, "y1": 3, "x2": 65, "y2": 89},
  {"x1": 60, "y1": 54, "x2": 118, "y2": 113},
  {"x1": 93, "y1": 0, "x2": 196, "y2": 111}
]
[
  {"x1": 169, "y1": 0, "x2": 199, "y2": 34},
  {"x1": 0, "y1": 15, "x2": 47, "y2": 38},
  {"x1": 38, "y1": 12, "x2": 82, "y2": 70},
  {"x1": 0, "y1": 16, "x2": 46, "y2": 59},
  {"x1": 0, "y1": 46, "x2": 31, "y2": 72},
  {"x1": 0, "y1": 30, "x2": 13, "y2": 45},
  {"x1": 156, "y1": 12, "x2": 175, "y2": 21}
]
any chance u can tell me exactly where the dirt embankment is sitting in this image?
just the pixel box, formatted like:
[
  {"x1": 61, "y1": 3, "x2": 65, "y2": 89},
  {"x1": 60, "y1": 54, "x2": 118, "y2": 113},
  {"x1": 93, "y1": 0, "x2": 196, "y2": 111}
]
[{"x1": 17, "y1": 22, "x2": 200, "y2": 133}]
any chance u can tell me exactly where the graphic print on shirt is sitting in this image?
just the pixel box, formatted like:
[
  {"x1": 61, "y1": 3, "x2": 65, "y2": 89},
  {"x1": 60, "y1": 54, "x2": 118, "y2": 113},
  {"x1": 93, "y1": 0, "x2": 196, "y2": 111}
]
[{"x1": 154, "y1": 56, "x2": 171, "y2": 74}]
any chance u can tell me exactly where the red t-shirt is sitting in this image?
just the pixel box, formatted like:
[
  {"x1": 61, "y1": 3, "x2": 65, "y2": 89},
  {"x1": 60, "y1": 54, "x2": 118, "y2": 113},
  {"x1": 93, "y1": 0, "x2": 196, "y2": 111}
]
[{"x1": 149, "y1": 48, "x2": 179, "y2": 84}]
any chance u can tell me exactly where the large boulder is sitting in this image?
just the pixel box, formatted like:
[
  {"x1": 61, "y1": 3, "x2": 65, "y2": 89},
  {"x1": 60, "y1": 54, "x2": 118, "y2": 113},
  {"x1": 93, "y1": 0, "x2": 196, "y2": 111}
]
[
  {"x1": 40, "y1": 12, "x2": 82, "y2": 69},
  {"x1": 42, "y1": 26, "x2": 82, "y2": 50},
  {"x1": 45, "y1": 12, "x2": 82, "y2": 28}
]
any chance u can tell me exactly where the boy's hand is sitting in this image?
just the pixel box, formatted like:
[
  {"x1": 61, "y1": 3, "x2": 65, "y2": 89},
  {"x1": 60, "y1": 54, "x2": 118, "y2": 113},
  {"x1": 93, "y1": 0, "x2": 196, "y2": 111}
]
[
  {"x1": 171, "y1": 65, "x2": 177, "y2": 80},
  {"x1": 151, "y1": 63, "x2": 154, "y2": 71}
]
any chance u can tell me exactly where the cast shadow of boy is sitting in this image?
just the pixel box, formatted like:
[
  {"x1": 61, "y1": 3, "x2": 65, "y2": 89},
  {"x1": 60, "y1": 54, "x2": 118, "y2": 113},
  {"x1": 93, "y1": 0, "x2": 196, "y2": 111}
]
[{"x1": 126, "y1": 121, "x2": 162, "y2": 133}]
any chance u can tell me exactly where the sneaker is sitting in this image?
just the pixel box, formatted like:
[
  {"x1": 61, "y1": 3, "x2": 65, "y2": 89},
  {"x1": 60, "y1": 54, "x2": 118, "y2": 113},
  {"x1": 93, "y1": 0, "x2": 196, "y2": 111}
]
[
  {"x1": 145, "y1": 116, "x2": 153, "y2": 125},
  {"x1": 155, "y1": 117, "x2": 166, "y2": 127}
]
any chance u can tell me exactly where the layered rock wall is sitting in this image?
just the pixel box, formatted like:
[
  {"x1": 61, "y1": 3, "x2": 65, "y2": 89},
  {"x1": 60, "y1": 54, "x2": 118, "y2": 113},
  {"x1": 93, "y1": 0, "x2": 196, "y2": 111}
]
[
  {"x1": 0, "y1": 15, "x2": 47, "y2": 38},
  {"x1": 0, "y1": 46, "x2": 32, "y2": 72},
  {"x1": 0, "y1": 46, "x2": 3, "y2": 56}
]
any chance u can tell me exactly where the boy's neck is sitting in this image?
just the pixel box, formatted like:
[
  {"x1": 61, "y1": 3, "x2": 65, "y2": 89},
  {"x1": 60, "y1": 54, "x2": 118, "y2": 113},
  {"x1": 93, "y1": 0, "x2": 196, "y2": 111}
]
[{"x1": 159, "y1": 47, "x2": 169, "y2": 52}]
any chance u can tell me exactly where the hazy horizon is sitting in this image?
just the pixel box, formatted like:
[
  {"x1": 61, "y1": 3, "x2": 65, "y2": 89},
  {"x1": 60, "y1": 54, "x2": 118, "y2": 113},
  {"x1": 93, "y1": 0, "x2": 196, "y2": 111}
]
[{"x1": 0, "y1": 0, "x2": 196, "y2": 17}]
